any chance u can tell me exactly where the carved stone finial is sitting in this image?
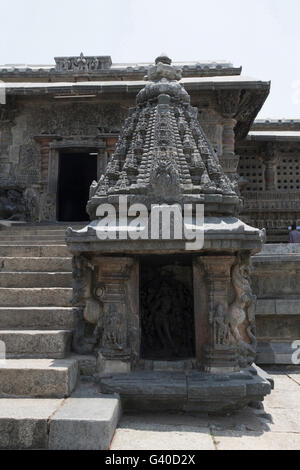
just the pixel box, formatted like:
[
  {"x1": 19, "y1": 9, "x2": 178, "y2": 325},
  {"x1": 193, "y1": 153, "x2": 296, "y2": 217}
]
[
  {"x1": 147, "y1": 55, "x2": 182, "y2": 82},
  {"x1": 155, "y1": 53, "x2": 172, "y2": 65}
]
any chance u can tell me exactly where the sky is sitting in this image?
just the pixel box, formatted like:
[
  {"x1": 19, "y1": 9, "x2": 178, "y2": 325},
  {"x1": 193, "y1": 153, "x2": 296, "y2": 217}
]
[{"x1": 0, "y1": 0, "x2": 300, "y2": 119}]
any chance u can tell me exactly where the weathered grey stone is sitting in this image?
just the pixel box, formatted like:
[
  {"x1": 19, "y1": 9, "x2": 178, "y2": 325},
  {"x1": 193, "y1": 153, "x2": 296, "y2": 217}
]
[
  {"x1": 0, "y1": 307, "x2": 76, "y2": 329},
  {"x1": 48, "y1": 386, "x2": 121, "y2": 450},
  {"x1": 0, "y1": 245, "x2": 70, "y2": 257},
  {"x1": 0, "y1": 330, "x2": 72, "y2": 358},
  {"x1": 257, "y1": 341, "x2": 297, "y2": 365},
  {"x1": 0, "y1": 256, "x2": 72, "y2": 272},
  {"x1": 0, "y1": 398, "x2": 63, "y2": 449},
  {"x1": 0, "y1": 272, "x2": 72, "y2": 288},
  {"x1": 100, "y1": 368, "x2": 271, "y2": 413},
  {"x1": 0, "y1": 358, "x2": 78, "y2": 397},
  {"x1": 0, "y1": 287, "x2": 72, "y2": 306}
]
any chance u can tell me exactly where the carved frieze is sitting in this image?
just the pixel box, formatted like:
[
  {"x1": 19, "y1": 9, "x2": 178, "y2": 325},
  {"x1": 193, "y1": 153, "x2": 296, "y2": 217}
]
[{"x1": 55, "y1": 53, "x2": 112, "y2": 72}]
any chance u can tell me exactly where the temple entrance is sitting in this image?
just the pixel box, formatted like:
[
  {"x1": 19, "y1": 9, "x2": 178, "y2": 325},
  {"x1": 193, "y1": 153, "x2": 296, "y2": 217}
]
[
  {"x1": 57, "y1": 152, "x2": 97, "y2": 221},
  {"x1": 140, "y1": 255, "x2": 195, "y2": 361}
]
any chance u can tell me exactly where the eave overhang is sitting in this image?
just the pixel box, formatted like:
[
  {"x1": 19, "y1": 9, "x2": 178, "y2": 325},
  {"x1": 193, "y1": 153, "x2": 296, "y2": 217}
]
[{"x1": 0, "y1": 75, "x2": 270, "y2": 139}]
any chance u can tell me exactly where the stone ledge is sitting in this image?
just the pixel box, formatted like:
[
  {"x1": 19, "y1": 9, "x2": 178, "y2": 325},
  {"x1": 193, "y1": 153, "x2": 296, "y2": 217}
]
[
  {"x1": 99, "y1": 367, "x2": 271, "y2": 414},
  {"x1": 257, "y1": 341, "x2": 299, "y2": 365},
  {"x1": 256, "y1": 299, "x2": 300, "y2": 315}
]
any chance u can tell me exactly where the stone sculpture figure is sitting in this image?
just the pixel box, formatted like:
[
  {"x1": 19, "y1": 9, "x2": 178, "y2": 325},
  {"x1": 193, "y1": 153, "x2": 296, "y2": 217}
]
[
  {"x1": 228, "y1": 255, "x2": 257, "y2": 366},
  {"x1": 213, "y1": 304, "x2": 230, "y2": 346},
  {"x1": 102, "y1": 303, "x2": 127, "y2": 354}
]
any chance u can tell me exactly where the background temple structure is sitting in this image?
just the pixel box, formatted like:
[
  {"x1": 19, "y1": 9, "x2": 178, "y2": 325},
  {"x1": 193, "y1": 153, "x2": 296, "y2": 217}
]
[
  {"x1": 0, "y1": 53, "x2": 299, "y2": 365},
  {"x1": 0, "y1": 53, "x2": 298, "y2": 448}
]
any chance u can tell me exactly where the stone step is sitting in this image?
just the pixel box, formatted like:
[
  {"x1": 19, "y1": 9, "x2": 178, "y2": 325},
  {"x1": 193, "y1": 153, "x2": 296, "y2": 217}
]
[
  {"x1": 0, "y1": 307, "x2": 76, "y2": 330},
  {"x1": 0, "y1": 288, "x2": 72, "y2": 307},
  {"x1": 0, "y1": 330, "x2": 72, "y2": 358},
  {"x1": 0, "y1": 222, "x2": 86, "y2": 228},
  {"x1": 0, "y1": 385, "x2": 120, "y2": 450},
  {"x1": 0, "y1": 235, "x2": 67, "y2": 241},
  {"x1": 0, "y1": 257, "x2": 72, "y2": 272},
  {"x1": 0, "y1": 272, "x2": 72, "y2": 288},
  {"x1": 0, "y1": 358, "x2": 78, "y2": 398},
  {"x1": 0, "y1": 398, "x2": 64, "y2": 449},
  {"x1": 0, "y1": 230, "x2": 68, "y2": 236},
  {"x1": 0, "y1": 245, "x2": 70, "y2": 257},
  {"x1": 0, "y1": 224, "x2": 86, "y2": 234},
  {"x1": 0, "y1": 241, "x2": 67, "y2": 246}
]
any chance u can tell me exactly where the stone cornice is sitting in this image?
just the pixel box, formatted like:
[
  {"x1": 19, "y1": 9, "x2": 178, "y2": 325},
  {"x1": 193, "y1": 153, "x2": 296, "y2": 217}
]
[
  {"x1": 247, "y1": 131, "x2": 300, "y2": 142},
  {"x1": 0, "y1": 77, "x2": 270, "y2": 140}
]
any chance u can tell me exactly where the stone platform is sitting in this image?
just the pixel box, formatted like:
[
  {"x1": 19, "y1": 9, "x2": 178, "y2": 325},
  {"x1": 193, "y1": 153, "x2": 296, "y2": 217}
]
[{"x1": 99, "y1": 365, "x2": 273, "y2": 414}]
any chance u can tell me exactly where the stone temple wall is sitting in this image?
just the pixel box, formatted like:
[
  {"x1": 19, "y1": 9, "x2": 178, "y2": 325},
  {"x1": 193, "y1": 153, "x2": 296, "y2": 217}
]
[
  {"x1": 252, "y1": 244, "x2": 300, "y2": 365},
  {"x1": 0, "y1": 93, "x2": 227, "y2": 222},
  {"x1": 0, "y1": 96, "x2": 130, "y2": 221},
  {"x1": 237, "y1": 139, "x2": 300, "y2": 243}
]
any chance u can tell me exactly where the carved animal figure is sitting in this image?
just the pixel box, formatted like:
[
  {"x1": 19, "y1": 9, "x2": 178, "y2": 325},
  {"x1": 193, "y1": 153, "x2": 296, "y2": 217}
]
[{"x1": 0, "y1": 189, "x2": 25, "y2": 220}]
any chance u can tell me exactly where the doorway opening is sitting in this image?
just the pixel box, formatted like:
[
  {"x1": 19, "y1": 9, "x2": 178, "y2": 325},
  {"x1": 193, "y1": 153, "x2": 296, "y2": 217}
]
[
  {"x1": 140, "y1": 254, "x2": 195, "y2": 361},
  {"x1": 57, "y1": 152, "x2": 97, "y2": 221}
]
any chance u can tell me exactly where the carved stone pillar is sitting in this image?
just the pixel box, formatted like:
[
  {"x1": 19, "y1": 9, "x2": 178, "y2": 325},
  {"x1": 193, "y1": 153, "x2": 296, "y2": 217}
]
[
  {"x1": 222, "y1": 118, "x2": 236, "y2": 157},
  {"x1": 97, "y1": 148, "x2": 108, "y2": 180},
  {"x1": 193, "y1": 256, "x2": 238, "y2": 372},
  {"x1": 93, "y1": 256, "x2": 139, "y2": 374},
  {"x1": 35, "y1": 136, "x2": 57, "y2": 221},
  {"x1": 263, "y1": 142, "x2": 278, "y2": 190},
  {"x1": 216, "y1": 88, "x2": 241, "y2": 177},
  {"x1": 35, "y1": 136, "x2": 54, "y2": 185}
]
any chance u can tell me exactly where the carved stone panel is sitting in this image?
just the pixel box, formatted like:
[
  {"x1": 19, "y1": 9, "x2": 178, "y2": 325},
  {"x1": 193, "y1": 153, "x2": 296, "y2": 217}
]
[{"x1": 93, "y1": 256, "x2": 139, "y2": 364}]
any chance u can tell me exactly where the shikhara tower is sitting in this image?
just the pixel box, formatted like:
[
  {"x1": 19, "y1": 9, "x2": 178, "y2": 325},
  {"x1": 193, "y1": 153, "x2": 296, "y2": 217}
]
[
  {"x1": 87, "y1": 53, "x2": 239, "y2": 219},
  {"x1": 67, "y1": 55, "x2": 272, "y2": 413}
]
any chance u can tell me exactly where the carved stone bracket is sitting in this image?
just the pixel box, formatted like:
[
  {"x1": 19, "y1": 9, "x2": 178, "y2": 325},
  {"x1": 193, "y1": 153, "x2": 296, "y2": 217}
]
[{"x1": 217, "y1": 90, "x2": 241, "y2": 118}]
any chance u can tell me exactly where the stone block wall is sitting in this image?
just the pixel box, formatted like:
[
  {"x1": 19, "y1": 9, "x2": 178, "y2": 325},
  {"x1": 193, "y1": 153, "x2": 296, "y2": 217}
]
[{"x1": 252, "y1": 244, "x2": 300, "y2": 364}]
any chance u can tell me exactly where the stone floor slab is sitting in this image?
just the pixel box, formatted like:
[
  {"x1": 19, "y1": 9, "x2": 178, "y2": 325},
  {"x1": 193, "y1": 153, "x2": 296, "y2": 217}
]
[
  {"x1": 212, "y1": 430, "x2": 300, "y2": 450},
  {"x1": 111, "y1": 414, "x2": 215, "y2": 450}
]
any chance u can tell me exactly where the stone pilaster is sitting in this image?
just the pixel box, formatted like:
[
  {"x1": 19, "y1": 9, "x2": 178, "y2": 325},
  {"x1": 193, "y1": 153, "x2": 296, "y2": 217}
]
[
  {"x1": 263, "y1": 142, "x2": 278, "y2": 190},
  {"x1": 216, "y1": 89, "x2": 241, "y2": 178},
  {"x1": 93, "y1": 256, "x2": 139, "y2": 374},
  {"x1": 193, "y1": 256, "x2": 236, "y2": 368},
  {"x1": 34, "y1": 136, "x2": 54, "y2": 186}
]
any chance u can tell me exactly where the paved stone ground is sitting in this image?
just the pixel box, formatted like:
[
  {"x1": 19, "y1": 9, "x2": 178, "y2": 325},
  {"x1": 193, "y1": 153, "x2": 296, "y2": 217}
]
[{"x1": 111, "y1": 368, "x2": 300, "y2": 450}]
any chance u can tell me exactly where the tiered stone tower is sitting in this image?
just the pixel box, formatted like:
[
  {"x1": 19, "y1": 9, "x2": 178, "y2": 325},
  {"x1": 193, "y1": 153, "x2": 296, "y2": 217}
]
[{"x1": 87, "y1": 53, "x2": 238, "y2": 218}]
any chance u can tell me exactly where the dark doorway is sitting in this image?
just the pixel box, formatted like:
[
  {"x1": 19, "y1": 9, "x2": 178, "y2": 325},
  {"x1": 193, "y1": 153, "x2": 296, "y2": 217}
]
[
  {"x1": 57, "y1": 152, "x2": 97, "y2": 221},
  {"x1": 140, "y1": 255, "x2": 195, "y2": 361}
]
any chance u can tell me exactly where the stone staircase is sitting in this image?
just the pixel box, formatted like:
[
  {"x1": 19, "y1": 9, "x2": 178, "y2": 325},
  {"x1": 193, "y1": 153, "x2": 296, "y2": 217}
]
[
  {"x1": 0, "y1": 223, "x2": 82, "y2": 398},
  {"x1": 0, "y1": 223, "x2": 120, "y2": 449}
]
